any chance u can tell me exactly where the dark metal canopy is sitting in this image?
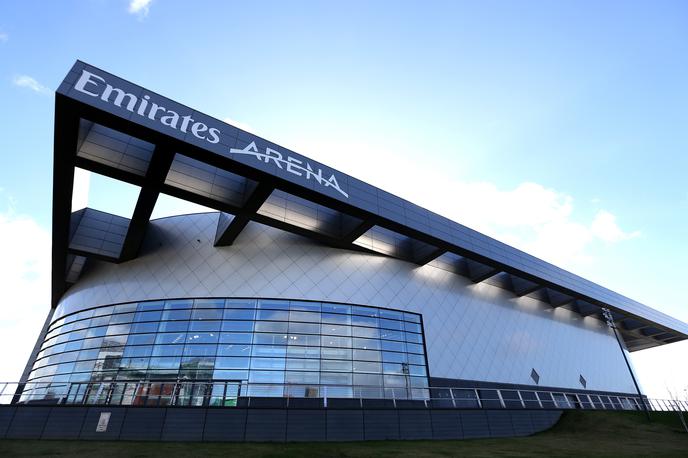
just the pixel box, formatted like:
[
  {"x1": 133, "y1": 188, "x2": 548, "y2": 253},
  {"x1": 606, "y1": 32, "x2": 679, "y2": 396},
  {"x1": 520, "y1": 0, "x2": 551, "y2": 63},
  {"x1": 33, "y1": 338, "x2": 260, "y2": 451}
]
[{"x1": 52, "y1": 61, "x2": 688, "y2": 352}]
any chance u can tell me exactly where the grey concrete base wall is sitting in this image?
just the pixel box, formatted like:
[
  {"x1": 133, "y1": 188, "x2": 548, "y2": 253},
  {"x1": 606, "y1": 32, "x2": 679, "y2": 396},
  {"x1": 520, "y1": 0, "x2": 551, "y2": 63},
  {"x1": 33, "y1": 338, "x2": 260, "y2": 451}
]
[{"x1": 0, "y1": 405, "x2": 561, "y2": 442}]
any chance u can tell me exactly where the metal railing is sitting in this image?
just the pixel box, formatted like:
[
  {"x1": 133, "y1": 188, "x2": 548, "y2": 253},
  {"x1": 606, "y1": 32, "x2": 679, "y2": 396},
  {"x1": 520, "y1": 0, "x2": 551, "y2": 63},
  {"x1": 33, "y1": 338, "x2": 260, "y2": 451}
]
[{"x1": 2, "y1": 381, "x2": 687, "y2": 413}]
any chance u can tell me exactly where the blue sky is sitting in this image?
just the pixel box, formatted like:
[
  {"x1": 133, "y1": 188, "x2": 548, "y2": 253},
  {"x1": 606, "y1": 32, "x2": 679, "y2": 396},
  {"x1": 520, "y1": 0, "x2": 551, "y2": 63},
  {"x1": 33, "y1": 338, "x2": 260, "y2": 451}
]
[{"x1": 0, "y1": 0, "x2": 686, "y2": 399}]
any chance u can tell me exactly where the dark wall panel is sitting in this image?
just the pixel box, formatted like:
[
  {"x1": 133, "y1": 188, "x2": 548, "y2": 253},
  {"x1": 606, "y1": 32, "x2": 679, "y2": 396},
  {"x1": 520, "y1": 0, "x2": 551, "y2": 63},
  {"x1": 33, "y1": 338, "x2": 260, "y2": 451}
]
[
  {"x1": 510, "y1": 410, "x2": 535, "y2": 436},
  {"x1": 399, "y1": 410, "x2": 433, "y2": 440},
  {"x1": 326, "y1": 410, "x2": 364, "y2": 441},
  {"x1": 363, "y1": 410, "x2": 400, "y2": 440},
  {"x1": 0, "y1": 405, "x2": 563, "y2": 442},
  {"x1": 79, "y1": 407, "x2": 127, "y2": 440},
  {"x1": 42, "y1": 407, "x2": 87, "y2": 439},
  {"x1": 5, "y1": 406, "x2": 50, "y2": 439},
  {"x1": 161, "y1": 408, "x2": 206, "y2": 441},
  {"x1": 286, "y1": 409, "x2": 326, "y2": 442},
  {"x1": 459, "y1": 410, "x2": 491, "y2": 439},
  {"x1": 119, "y1": 408, "x2": 166, "y2": 441},
  {"x1": 203, "y1": 409, "x2": 246, "y2": 441},
  {"x1": 485, "y1": 410, "x2": 515, "y2": 438},
  {"x1": 0, "y1": 406, "x2": 17, "y2": 439},
  {"x1": 430, "y1": 410, "x2": 463, "y2": 440},
  {"x1": 245, "y1": 409, "x2": 287, "y2": 442}
]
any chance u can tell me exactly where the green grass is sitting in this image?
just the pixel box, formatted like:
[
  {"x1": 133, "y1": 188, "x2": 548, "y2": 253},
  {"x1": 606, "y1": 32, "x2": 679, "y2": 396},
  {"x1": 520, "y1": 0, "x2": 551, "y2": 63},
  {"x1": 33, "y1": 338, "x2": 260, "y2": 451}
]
[{"x1": 1, "y1": 410, "x2": 687, "y2": 457}]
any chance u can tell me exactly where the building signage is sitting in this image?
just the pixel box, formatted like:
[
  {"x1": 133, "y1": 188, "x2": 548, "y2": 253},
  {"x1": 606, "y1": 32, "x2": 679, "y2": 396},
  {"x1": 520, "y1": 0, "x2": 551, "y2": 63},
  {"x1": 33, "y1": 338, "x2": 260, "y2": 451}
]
[
  {"x1": 72, "y1": 69, "x2": 348, "y2": 199},
  {"x1": 228, "y1": 142, "x2": 348, "y2": 198},
  {"x1": 96, "y1": 412, "x2": 111, "y2": 432}
]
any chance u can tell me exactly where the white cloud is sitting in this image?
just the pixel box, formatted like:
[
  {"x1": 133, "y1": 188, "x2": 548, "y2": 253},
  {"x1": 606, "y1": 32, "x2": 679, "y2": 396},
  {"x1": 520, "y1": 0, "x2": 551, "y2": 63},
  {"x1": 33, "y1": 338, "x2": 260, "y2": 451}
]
[
  {"x1": 223, "y1": 117, "x2": 257, "y2": 135},
  {"x1": 12, "y1": 75, "x2": 50, "y2": 94},
  {"x1": 128, "y1": 0, "x2": 153, "y2": 18},
  {"x1": 0, "y1": 198, "x2": 51, "y2": 384},
  {"x1": 591, "y1": 210, "x2": 640, "y2": 242},
  {"x1": 72, "y1": 168, "x2": 91, "y2": 211},
  {"x1": 0, "y1": 32, "x2": 8, "y2": 43},
  {"x1": 288, "y1": 136, "x2": 639, "y2": 270}
]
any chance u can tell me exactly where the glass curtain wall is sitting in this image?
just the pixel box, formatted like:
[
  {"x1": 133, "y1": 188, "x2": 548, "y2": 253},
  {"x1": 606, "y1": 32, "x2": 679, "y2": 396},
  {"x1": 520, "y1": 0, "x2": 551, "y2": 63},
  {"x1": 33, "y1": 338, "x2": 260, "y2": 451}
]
[{"x1": 23, "y1": 298, "x2": 429, "y2": 403}]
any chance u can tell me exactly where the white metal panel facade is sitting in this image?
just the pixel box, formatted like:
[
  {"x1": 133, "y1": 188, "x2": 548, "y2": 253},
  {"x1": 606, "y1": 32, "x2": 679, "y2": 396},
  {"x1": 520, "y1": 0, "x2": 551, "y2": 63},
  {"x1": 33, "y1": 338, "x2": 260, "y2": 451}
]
[{"x1": 58, "y1": 213, "x2": 638, "y2": 393}]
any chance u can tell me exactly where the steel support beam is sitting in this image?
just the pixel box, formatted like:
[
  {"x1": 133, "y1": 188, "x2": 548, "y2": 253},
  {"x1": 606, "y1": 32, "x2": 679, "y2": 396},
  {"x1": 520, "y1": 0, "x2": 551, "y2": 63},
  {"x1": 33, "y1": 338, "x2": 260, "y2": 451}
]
[
  {"x1": 119, "y1": 145, "x2": 175, "y2": 262},
  {"x1": 214, "y1": 182, "x2": 274, "y2": 246}
]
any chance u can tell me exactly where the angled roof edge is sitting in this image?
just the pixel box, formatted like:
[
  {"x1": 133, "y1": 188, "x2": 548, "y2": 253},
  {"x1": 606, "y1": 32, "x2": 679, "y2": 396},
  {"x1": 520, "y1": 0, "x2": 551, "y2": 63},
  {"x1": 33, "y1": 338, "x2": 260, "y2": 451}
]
[{"x1": 51, "y1": 60, "x2": 688, "y2": 349}]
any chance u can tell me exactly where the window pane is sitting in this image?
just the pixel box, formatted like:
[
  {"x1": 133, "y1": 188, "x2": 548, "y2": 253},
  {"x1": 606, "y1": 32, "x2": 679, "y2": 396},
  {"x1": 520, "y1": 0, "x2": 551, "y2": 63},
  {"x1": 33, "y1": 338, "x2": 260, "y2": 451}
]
[
  {"x1": 353, "y1": 349, "x2": 381, "y2": 362},
  {"x1": 249, "y1": 370, "x2": 285, "y2": 383},
  {"x1": 130, "y1": 322, "x2": 158, "y2": 334},
  {"x1": 253, "y1": 333, "x2": 288, "y2": 345},
  {"x1": 288, "y1": 322, "x2": 320, "y2": 334},
  {"x1": 406, "y1": 343, "x2": 424, "y2": 354},
  {"x1": 382, "y1": 351, "x2": 407, "y2": 363},
  {"x1": 251, "y1": 345, "x2": 287, "y2": 358},
  {"x1": 405, "y1": 322, "x2": 422, "y2": 333},
  {"x1": 381, "y1": 340, "x2": 406, "y2": 352},
  {"x1": 352, "y1": 306, "x2": 377, "y2": 317},
  {"x1": 194, "y1": 298, "x2": 225, "y2": 309},
  {"x1": 321, "y1": 324, "x2": 351, "y2": 337},
  {"x1": 215, "y1": 357, "x2": 250, "y2": 369},
  {"x1": 289, "y1": 311, "x2": 320, "y2": 323},
  {"x1": 221, "y1": 321, "x2": 253, "y2": 332},
  {"x1": 126, "y1": 334, "x2": 156, "y2": 346},
  {"x1": 407, "y1": 354, "x2": 425, "y2": 365},
  {"x1": 352, "y1": 315, "x2": 378, "y2": 327},
  {"x1": 250, "y1": 357, "x2": 286, "y2": 370},
  {"x1": 218, "y1": 344, "x2": 251, "y2": 357},
  {"x1": 155, "y1": 333, "x2": 187, "y2": 345},
  {"x1": 134, "y1": 310, "x2": 162, "y2": 322},
  {"x1": 285, "y1": 371, "x2": 319, "y2": 384},
  {"x1": 256, "y1": 309, "x2": 289, "y2": 321},
  {"x1": 161, "y1": 309, "x2": 191, "y2": 321},
  {"x1": 255, "y1": 321, "x2": 289, "y2": 333},
  {"x1": 257, "y1": 300, "x2": 290, "y2": 310},
  {"x1": 288, "y1": 334, "x2": 320, "y2": 346},
  {"x1": 213, "y1": 369, "x2": 248, "y2": 380},
  {"x1": 352, "y1": 338, "x2": 380, "y2": 350},
  {"x1": 191, "y1": 309, "x2": 223, "y2": 320},
  {"x1": 321, "y1": 303, "x2": 351, "y2": 314},
  {"x1": 379, "y1": 319, "x2": 403, "y2": 331},
  {"x1": 287, "y1": 346, "x2": 320, "y2": 359},
  {"x1": 289, "y1": 301, "x2": 321, "y2": 312},
  {"x1": 152, "y1": 345, "x2": 184, "y2": 357},
  {"x1": 225, "y1": 299, "x2": 256, "y2": 309},
  {"x1": 354, "y1": 373, "x2": 383, "y2": 386},
  {"x1": 286, "y1": 358, "x2": 320, "y2": 371},
  {"x1": 321, "y1": 313, "x2": 351, "y2": 325},
  {"x1": 158, "y1": 321, "x2": 189, "y2": 332},
  {"x1": 321, "y1": 360, "x2": 352, "y2": 372},
  {"x1": 164, "y1": 299, "x2": 193, "y2": 309},
  {"x1": 223, "y1": 309, "x2": 255, "y2": 320},
  {"x1": 321, "y1": 336, "x2": 351, "y2": 348},
  {"x1": 320, "y1": 372, "x2": 352, "y2": 384},
  {"x1": 186, "y1": 332, "x2": 219, "y2": 344},
  {"x1": 379, "y1": 309, "x2": 403, "y2": 320},
  {"x1": 321, "y1": 347, "x2": 351, "y2": 360},
  {"x1": 183, "y1": 344, "x2": 217, "y2": 357},
  {"x1": 149, "y1": 356, "x2": 181, "y2": 370},
  {"x1": 352, "y1": 326, "x2": 379, "y2": 338},
  {"x1": 219, "y1": 332, "x2": 252, "y2": 344},
  {"x1": 189, "y1": 321, "x2": 221, "y2": 332},
  {"x1": 403, "y1": 312, "x2": 421, "y2": 323},
  {"x1": 353, "y1": 361, "x2": 381, "y2": 373}
]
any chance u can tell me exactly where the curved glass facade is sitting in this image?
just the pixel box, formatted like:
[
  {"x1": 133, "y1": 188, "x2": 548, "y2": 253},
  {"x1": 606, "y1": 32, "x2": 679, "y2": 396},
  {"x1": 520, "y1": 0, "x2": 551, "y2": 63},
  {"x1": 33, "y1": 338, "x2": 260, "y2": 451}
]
[{"x1": 24, "y1": 298, "x2": 429, "y2": 403}]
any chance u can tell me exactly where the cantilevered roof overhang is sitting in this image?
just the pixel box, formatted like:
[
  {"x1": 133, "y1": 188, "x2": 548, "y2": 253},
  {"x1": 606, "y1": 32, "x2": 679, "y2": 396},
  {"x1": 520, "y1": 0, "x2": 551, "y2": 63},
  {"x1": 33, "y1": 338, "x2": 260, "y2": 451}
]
[{"x1": 51, "y1": 61, "x2": 688, "y2": 352}]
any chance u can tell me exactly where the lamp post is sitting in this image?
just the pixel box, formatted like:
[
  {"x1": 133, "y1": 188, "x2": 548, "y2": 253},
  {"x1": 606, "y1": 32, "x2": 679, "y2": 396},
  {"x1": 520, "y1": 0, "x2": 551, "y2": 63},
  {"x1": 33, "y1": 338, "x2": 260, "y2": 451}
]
[{"x1": 601, "y1": 307, "x2": 650, "y2": 420}]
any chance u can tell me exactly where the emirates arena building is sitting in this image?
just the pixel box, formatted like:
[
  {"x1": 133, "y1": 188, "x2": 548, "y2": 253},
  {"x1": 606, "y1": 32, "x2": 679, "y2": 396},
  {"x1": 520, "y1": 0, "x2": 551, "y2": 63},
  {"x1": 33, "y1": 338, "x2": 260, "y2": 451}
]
[{"x1": 10, "y1": 61, "x2": 688, "y2": 441}]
